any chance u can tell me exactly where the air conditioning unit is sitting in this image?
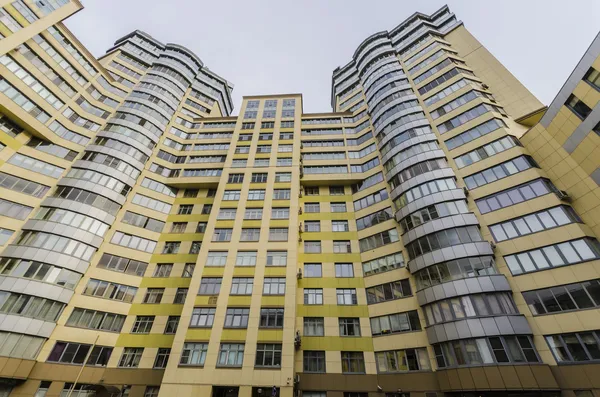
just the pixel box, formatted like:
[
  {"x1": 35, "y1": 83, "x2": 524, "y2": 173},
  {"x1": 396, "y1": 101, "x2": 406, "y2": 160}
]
[
  {"x1": 297, "y1": 269, "x2": 302, "y2": 279},
  {"x1": 298, "y1": 223, "x2": 303, "y2": 233},
  {"x1": 294, "y1": 374, "x2": 300, "y2": 386},
  {"x1": 556, "y1": 190, "x2": 571, "y2": 202},
  {"x1": 294, "y1": 331, "x2": 302, "y2": 349},
  {"x1": 463, "y1": 187, "x2": 469, "y2": 197},
  {"x1": 298, "y1": 208, "x2": 303, "y2": 215},
  {"x1": 481, "y1": 83, "x2": 489, "y2": 90},
  {"x1": 489, "y1": 241, "x2": 497, "y2": 251}
]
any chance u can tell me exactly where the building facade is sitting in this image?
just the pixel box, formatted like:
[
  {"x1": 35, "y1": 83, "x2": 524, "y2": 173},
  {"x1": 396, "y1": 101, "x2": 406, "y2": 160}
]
[{"x1": 0, "y1": 1, "x2": 599, "y2": 397}]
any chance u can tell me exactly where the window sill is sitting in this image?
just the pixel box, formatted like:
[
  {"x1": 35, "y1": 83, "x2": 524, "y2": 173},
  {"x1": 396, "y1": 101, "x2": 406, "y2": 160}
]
[{"x1": 254, "y1": 366, "x2": 282, "y2": 370}]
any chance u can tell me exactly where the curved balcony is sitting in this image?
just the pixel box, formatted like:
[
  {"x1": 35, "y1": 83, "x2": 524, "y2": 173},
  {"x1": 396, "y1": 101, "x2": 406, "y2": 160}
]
[
  {"x1": 408, "y1": 240, "x2": 494, "y2": 273},
  {"x1": 402, "y1": 212, "x2": 479, "y2": 246}
]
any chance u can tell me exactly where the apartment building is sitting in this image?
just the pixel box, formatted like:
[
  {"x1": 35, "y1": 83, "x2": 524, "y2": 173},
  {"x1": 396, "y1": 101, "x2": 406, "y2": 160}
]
[{"x1": 0, "y1": 1, "x2": 599, "y2": 397}]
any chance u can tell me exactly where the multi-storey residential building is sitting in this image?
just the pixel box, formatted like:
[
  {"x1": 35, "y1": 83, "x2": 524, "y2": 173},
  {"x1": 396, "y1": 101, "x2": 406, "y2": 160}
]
[{"x1": 0, "y1": 1, "x2": 599, "y2": 397}]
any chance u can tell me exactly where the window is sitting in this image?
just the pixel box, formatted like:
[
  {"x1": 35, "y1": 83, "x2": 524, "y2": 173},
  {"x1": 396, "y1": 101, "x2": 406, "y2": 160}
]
[
  {"x1": 7, "y1": 153, "x2": 63, "y2": 178},
  {"x1": 66, "y1": 308, "x2": 125, "y2": 332},
  {"x1": 489, "y1": 206, "x2": 580, "y2": 242},
  {"x1": 335, "y1": 263, "x2": 354, "y2": 277},
  {"x1": 174, "y1": 288, "x2": 188, "y2": 304},
  {"x1": 83, "y1": 279, "x2": 137, "y2": 303},
  {"x1": 277, "y1": 158, "x2": 292, "y2": 167},
  {"x1": 206, "y1": 252, "x2": 227, "y2": 267},
  {"x1": 119, "y1": 347, "x2": 143, "y2": 368},
  {"x1": 255, "y1": 158, "x2": 270, "y2": 167},
  {"x1": 48, "y1": 342, "x2": 112, "y2": 366},
  {"x1": 162, "y1": 242, "x2": 180, "y2": 254},
  {"x1": 565, "y1": 94, "x2": 592, "y2": 120},
  {"x1": 224, "y1": 308, "x2": 250, "y2": 328},
  {"x1": 523, "y1": 279, "x2": 600, "y2": 315},
  {"x1": 131, "y1": 316, "x2": 154, "y2": 333},
  {"x1": 464, "y1": 156, "x2": 538, "y2": 190},
  {"x1": 405, "y1": 226, "x2": 482, "y2": 260},
  {"x1": 304, "y1": 351, "x2": 326, "y2": 372},
  {"x1": 366, "y1": 279, "x2": 412, "y2": 304},
  {"x1": 97, "y1": 253, "x2": 148, "y2": 277},
  {"x1": 228, "y1": 173, "x2": 244, "y2": 183},
  {"x1": 304, "y1": 263, "x2": 322, "y2": 278},
  {"x1": 434, "y1": 335, "x2": 539, "y2": 368},
  {"x1": 0, "y1": 198, "x2": 32, "y2": 220},
  {"x1": 275, "y1": 172, "x2": 292, "y2": 183},
  {"x1": 164, "y1": 316, "x2": 179, "y2": 334},
  {"x1": 264, "y1": 278, "x2": 286, "y2": 295},
  {"x1": 371, "y1": 311, "x2": 421, "y2": 335},
  {"x1": 236, "y1": 251, "x2": 257, "y2": 267},
  {"x1": 445, "y1": 118, "x2": 507, "y2": 150},
  {"x1": 332, "y1": 221, "x2": 349, "y2": 232},
  {"x1": 341, "y1": 352, "x2": 365, "y2": 373},
  {"x1": 305, "y1": 203, "x2": 320, "y2": 213},
  {"x1": 257, "y1": 145, "x2": 271, "y2": 153},
  {"x1": 251, "y1": 173, "x2": 268, "y2": 183},
  {"x1": 329, "y1": 186, "x2": 345, "y2": 195},
  {"x1": 199, "y1": 278, "x2": 222, "y2": 295},
  {"x1": 399, "y1": 201, "x2": 467, "y2": 233},
  {"x1": 504, "y1": 238, "x2": 600, "y2": 275},
  {"x1": 454, "y1": 136, "x2": 521, "y2": 169},
  {"x1": 154, "y1": 348, "x2": 170, "y2": 369},
  {"x1": 333, "y1": 241, "x2": 352, "y2": 253},
  {"x1": 180, "y1": 342, "x2": 208, "y2": 366},
  {"x1": 304, "y1": 221, "x2": 321, "y2": 232},
  {"x1": 217, "y1": 343, "x2": 244, "y2": 367},
  {"x1": 357, "y1": 208, "x2": 394, "y2": 231},
  {"x1": 304, "y1": 289, "x2": 323, "y2": 305},
  {"x1": 201, "y1": 204, "x2": 212, "y2": 214},
  {"x1": 476, "y1": 179, "x2": 556, "y2": 214},
  {"x1": 231, "y1": 277, "x2": 253, "y2": 295},
  {"x1": 191, "y1": 308, "x2": 216, "y2": 327},
  {"x1": 304, "y1": 187, "x2": 319, "y2": 196},
  {"x1": 304, "y1": 317, "x2": 324, "y2": 336},
  {"x1": 339, "y1": 318, "x2": 361, "y2": 336},
  {"x1": 178, "y1": 205, "x2": 193, "y2": 215},
  {"x1": 232, "y1": 159, "x2": 247, "y2": 168},
  {"x1": 181, "y1": 264, "x2": 195, "y2": 278},
  {"x1": 255, "y1": 343, "x2": 282, "y2": 367},
  {"x1": 278, "y1": 145, "x2": 293, "y2": 153},
  {"x1": 414, "y1": 256, "x2": 496, "y2": 290},
  {"x1": 189, "y1": 241, "x2": 202, "y2": 254},
  {"x1": 584, "y1": 67, "x2": 600, "y2": 90},
  {"x1": 144, "y1": 387, "x2": 160, "y2": 397},
  {"x1": 240, "y1": 228, "x2": 260, "y2": 241},
  {"x1": 223, "y1": 190, "x2": 241, "y2": 201},
  {"x1": 248, "y1": 189, "x2": 266, "y2": 200},
  {"x1": 271, "y1": 208, "x2": 290, "y2": 219},
  {"x1": 267, "y1": 251, "x2": 287, "y2": 266},
  {"x1": 153, "y1": 264, "x2": 173, "y2": 278},
  {"x1": 376, "y1": 348, "x2": 431, "y2": 373},
  {"x1": 269, "y1": 228, "x2": 288, "y2": 241},
  {"x1": 217, "y1": 209, "x2": 237, "y2": 220},
  {"x1": 184, "y1": 189, "x2": 199, "y2": 198},
  {"x1": 331, "y1": 202, "x2": 347, "y2": 213},
  {"x1": 273, "y1": 189, "x2": 291, "y2": 200},
  {"x1": 244, "y1": 208, "x2": 263, "y2": 219},
  {"x1": 170, "y1": 222, "x2": 187, "y2": 234},
  {"x1": 304, "y1": 241, "x2": 321, "y2": 253},
  {"x1": 260, "y1": 308, "x2": 284, "y2": 328},
  {"x1": 143, "y1": 288, "x2": 163, "y2": 304},
  {"x1": 546, "y1": 331, "x2": 600, "y2": 363},
  {"x1": 337, "y1": 289, "x2": 357, "y2": 305},
  {"x1": 213, "y1": 228, "x2": 233, "y2": 242}
]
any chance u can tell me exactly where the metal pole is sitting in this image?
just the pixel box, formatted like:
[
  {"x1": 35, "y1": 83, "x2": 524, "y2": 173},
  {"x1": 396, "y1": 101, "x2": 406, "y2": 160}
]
[{"x1": 66, "y1": 334, "x2": 100, "y2": 397}]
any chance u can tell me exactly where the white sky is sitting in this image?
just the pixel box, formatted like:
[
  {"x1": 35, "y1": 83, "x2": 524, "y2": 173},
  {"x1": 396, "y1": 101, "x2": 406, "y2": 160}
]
[{"x1": 67, "y1": 0, "x2": 600, "y2": 114}]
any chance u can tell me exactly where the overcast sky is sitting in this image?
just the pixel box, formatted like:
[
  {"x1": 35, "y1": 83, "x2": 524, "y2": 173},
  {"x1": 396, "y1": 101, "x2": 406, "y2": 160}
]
[{"x1": 66, "y1": 0, "x2": 600, "y2": 114}]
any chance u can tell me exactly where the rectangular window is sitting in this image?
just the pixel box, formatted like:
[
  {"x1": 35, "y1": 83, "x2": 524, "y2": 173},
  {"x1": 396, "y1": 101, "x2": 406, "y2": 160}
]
[
  {"x1": 228, "y1": 173, "x2": 244, "y2": 183},
  {"x1": 48, "y1": 341, "x2": 112, "y2": 367},
  {"x1": 375, "y1": 348, "x2": 431, "y2": 372},
  {"x1": 131, "y1": 316, "x2": 154, "y2": 333},
  {"x1": 83, "y1": 279, "x2": 137, "y2": 303},
  {"x1": 119, "y1": 347, "x2": 144, "y2": 368},
  {"x1": 489, "y1": 206, "x2": 580, "y2": 242},
  {"x1": 522, "y1": 279, "x2": 600, "y2": 315},
  {"x1": 66, "y1": 308, "x2": 125, "y2": 332},
  {"x1": 251, "y1": 173, "x2": 268, "y2": 183},
  {"x1": 303, "y1": 317, "x2": 324, "y2": 336},
  {"x1": 304, "y1": 241, "x2": 321, "y2": 253},
  {"x1": 304, "y1": 289, "x2": 323, "y2": 305},
  {"x1": 189, "y1": 241, "x2": 202, "y2": 254},
  {"x1": 475, "y1": 179, "x2": 555, "y2": 214},
  {"x1": 366, "y1": 279, "x2": 412, "y2": 304},
  {"x1": 217, "y1": 343, "x2": 244, "y2": 367},
  {"x1": 178, "y1": 204, "x2": 193, "y2": 215},
  {"x1": 223, "y1": 190, "x2": 241, "y2": 201},
  {"x1": 271, "y1": 208, "x2": 290, "y2": 219},
  {"x1": 198, "y1": 278, "x2": 222, "y2": 295},
  {"x1": 213, "y1": 228, "x2": 233, "y2": 242},
  {"x1": 269, "y1": 228, "x2": 288, "y2": 241},
  {"x1": 231, "y1": 277, "x2": 253, "y2": 295},
  {"x1": 335, "y1": 263, "x2": 354, "y2": 278},
  {"x1": 333, "y1": 241, "x2": 352, "y2": 253},
  {"x1": 248, "y1": 189, "x2": 266, "y2": 200},
  {"x1": 464, "y1": 156, "x2": 538, "y2": 190},
  {"x1": 170, "y1": 222, "x2": 187, "y2": 233},
  {"x1": 267, "y1": 251, "x2": 287, "y2": 266},
  {"x1": 182, "y1": 263, "x2": 195, "y2": 277},
  {"x1": 162, "y1": 241, "x2": 180, "y2": 254},
  {"x1": 201, "y1": 204, "x2": 213, "y2": 214},
  {"x1": 370, "y1": 310, "x2": 421, "y2": 336},
  {"x1": 244, "y1": 208, "x2": 263, "y2": 219},
  {"x1": 154, "y1": 348, "x2": 170, "y2": 368},
  {"x1": 263, "y1": 277, "x2": 286, "y2": 295},
  {"x1": 303, "y1": 351, "x2": 326, "y2": 373},
  {"x1": 331, "y1": 202, "x2": 347, "y2": 212},
  {"x1": 164, "y1": 316, "x2": 179, "y2": 334},
  {"x1": 565, "y1": 94, "x2": 592, "y2": 120},
  {"x1": 332, "y1": 221, "x2": 350, "y2": 232},
  {"x1": 504, "y1": 238, "x2": 600, "y2": 275},
  {"x1": 304, "y1": 203, "x2": 320, "y2": 213},
  {"x1": 190, "y1": 307, "x2": 216, "y2": 327},
  {"x1": 206, "y1": 251, "x2": 228, "y2": 267},
  {"x1": 224, "y1": 308, "x2": 250, "y2": 328},
  {"x1": 143, "y1": 288, "x2": 164, "y2": 304},
  {"x1": 304, "y1": 221, "x2": 321, "y2": 232},
  {"x1": 341, "y1": 352, "x2": 365, "y2": 373},
  {"x1": 275, "y1": 172, "x2": 292, "y2": 182},
  {"x1": 339, "y1": 318, "x2": 361, "y2": 336},
  {"x1": 273, "y1": 189, "x2": 291, "y2": 200},
  {"x1": 218, "y1": 208, "x2": 237, "y2": 220},
  {"x1": 236, "y1": 251, "x2": 257, "y2": 267},
  {"x1": 153, "y1": 264, "x2": 173, "y2": 277},
  {"x1": 260, "y1": 308, "x2": 284, "y2": 328},
  {"x1": 304, "y1": 263, "x2": 322, "y2": 278},
  {"x1": 174, "y1": 288, "x2": 187, "y2": 304},
  {"x1": 359, "y1": 229, "x2": 400, "y2": 252},
  {"x1": 329, "y1": 186, "x2": 345, "y2": 195},
  {"x1": 240, "y1": 228, "x2": 260, "y2": 241},
  {"x1": 337, "y1": 289, "x2": 357, "y2": 305},
  {"x1": 255, "y1": 343, "x2": 282, "y2": 367},
  {"x1": 180, "y1": 342, "x2": 208, "y2": 366}
]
